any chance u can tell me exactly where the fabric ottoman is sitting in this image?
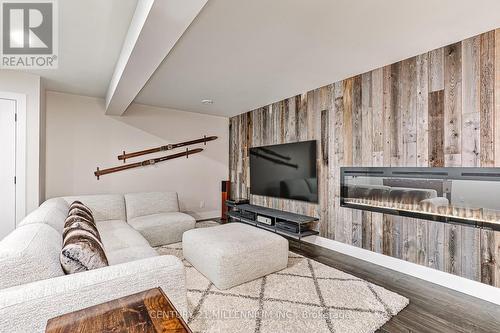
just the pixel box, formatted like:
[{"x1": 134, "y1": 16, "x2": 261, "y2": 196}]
[{"x1": 183, "y1": 223, "x2": 288, "y2": 290}]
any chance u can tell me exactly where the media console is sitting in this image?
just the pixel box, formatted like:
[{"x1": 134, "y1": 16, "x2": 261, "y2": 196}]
[{"x1": 225, "y1": 201, "x2": 319, "y2": 241}]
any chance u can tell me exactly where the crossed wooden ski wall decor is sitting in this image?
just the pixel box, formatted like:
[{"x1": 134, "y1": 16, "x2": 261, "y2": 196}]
[{"x1": 94, "y1": 135, "x2": 217, "y2": 179}]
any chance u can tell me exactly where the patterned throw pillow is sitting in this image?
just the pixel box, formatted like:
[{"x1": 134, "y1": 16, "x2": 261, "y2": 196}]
[
  {"x1": 60, "y1": 228, "x2": 108, "y2": 274},
  {"x1": 63, "y1": 215, "x2": 101, "y2": 240},
  {"x1": 60, "y1": 201, "x2": 107, "y2": 274},
  {"x1": 68, "y1": 207, "x2": 94, "y2": 223},
  {"x1": 68, "y1": 201, "x2": 94, "y2": 222}
]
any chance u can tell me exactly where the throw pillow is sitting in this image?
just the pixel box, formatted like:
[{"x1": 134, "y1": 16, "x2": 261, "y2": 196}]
[
  {"x1": 68, "y1": 207, "x2": 94, "y2": 223},
  {"x1": 60, "y1": 228, "x2": 108, "y2": 274},
  {"x1": 63, "y1": 215, "x2": 101, "y2": 240},
  {"x1": 68, "y1": 200, "x2": 92, "y2": 216}
]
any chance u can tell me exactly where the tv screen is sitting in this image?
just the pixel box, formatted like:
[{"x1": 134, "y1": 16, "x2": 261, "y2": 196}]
[{"x1": 249, "y1": 140, "x2": 318, "y2": 203}]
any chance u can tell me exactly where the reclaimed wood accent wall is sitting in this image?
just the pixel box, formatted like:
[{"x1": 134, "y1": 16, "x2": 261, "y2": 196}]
[{"x1": 229, "y1": 29, "x2": 500, "y2": 287}]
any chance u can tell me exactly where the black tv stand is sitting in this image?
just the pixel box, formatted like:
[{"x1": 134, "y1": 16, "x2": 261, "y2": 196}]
[{"x1": 226, "y1": 202, "x2": 319, "y2": 241}]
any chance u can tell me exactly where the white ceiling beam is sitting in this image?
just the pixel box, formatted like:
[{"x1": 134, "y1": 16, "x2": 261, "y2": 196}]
[{"x1": 105, "y1": 0, "x2": 208, "y2": 115}]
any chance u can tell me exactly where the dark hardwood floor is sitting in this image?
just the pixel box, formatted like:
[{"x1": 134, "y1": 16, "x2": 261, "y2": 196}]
[{"x1": 289, "y1": 240, "x2": 500, "y2": 333}]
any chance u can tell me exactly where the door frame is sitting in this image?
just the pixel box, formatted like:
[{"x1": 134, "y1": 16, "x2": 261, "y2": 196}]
[{"x1": 0, "y1": 92, "x2": 27, "y2": 225}]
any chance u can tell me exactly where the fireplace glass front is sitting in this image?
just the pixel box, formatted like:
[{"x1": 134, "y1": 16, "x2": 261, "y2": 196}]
[{"x1": 340, "y1": 168, "x2": 500, "y2": 231}]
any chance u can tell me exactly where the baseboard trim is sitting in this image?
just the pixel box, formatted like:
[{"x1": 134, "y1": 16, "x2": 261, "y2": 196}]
[{"x1": 303, "y1": 235, "x2": 500, "y2": 306}]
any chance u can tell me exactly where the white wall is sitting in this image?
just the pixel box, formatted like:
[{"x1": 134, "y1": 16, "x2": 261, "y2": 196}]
[
  {"x1": 0, "y1": 70, "x2": 42, "y2": 216},
  {"x1": 45, "y1": 91, "x2": 229, "y2": 219}
]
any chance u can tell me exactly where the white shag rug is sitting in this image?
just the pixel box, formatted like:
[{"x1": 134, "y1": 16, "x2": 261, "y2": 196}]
[{"x1": 156, "y1": 222, "x2": 408, "y2": 333}]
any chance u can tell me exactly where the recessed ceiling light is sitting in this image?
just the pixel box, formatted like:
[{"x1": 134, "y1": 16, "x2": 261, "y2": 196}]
[{"x1": 201, "y1": 99, "x2": 214, "y2": 105}]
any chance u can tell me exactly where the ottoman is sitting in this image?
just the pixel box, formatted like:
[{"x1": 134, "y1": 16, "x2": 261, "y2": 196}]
[{"x1": 182, "y1": 223, "x2": 289, "y2": 290}]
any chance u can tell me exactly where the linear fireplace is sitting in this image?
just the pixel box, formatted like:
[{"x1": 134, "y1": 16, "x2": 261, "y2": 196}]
[{"x1": 340, "y1": 167, "x2": 500, "y2": 231}]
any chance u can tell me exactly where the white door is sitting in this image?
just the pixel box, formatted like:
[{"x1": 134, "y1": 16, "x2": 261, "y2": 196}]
[{"x1": 0, "y1": 98, "x2": 17, "y2": 240}]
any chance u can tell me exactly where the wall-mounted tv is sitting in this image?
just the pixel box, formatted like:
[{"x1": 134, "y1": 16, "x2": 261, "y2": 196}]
[{"x1": 249, "y1": 140, "x2": 318, "y2": 203}]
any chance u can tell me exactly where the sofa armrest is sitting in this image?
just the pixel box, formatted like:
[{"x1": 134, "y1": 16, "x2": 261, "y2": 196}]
[{"x1": 0, "y1": 255, "x2": 187, "y2": 333}]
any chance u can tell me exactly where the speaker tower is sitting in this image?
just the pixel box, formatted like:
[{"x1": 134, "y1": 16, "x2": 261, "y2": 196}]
[{"x1": 221, "y1": 180, "x2": 231, "y2": 222}]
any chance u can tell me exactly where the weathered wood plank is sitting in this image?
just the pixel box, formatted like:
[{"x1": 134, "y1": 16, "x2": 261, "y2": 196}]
[
  {"x1": 382, "y1": 66, "x2": 393, "y2": 166},
  {"x1": 361, "y1": 73, "x2": 373, "y2": 249},
  {"x1": 480, "y1": 30, "x2": 495, "y2": 167},
  {"x1": 343, "y1": 78, "x2": 353, "y2": 166},
  {"x1": 351, "y1": 76, "x2": 363, "y2": 247},
  {"x1": 383, "y1": 215, "x2": 394, "y2": 256},
  {"x1": 371, "y1": 212, "x2": 384, "y2": 254},
  {"x1": 481, "y1": 230, "x2": 496, "y2": 285},
  {"x1": 479, "y1": 30, "x2": 496, "y2": 286},
  {"x1": 352, "y1": 76, "x2": 363, "y2": 166},
  {"x1": 327, "y1": 85, "x2": 336, "y2": 239},
  {"x1": 462, "y1": 36, "x2": 481, "y2": 115},
  {"x1": 341, "y1": 79, "x2": 354, "y2": 245},
  {"x1": 428, "y1": 90, "x2": 445, "y2": 167},
  {"x1": 240, "y1": 113, "x2": 246, "y2": 197},
  {"x1": 461, "y1": 111, "x2": 481, "y2": 281},
  {"x1": 319, "y1": 100, "x2": 330, "y2": 238},
  {"x1": 416, "y1": 53, "x2": 430, "y2": 266},
  {"x1": 332, "y1": 82, "x2": 344, "y2": 242},
  {"x1": 297, "y1": 94, "x2": 308, "y2": 141},
  {"x1": 428, "y1": 220, "x2": 445, "y2": 271},
  {"x1": 415, "y1": 218, "x2": 429, "y2": 267},
  {"x1": 361, "y1": 72, "x2": 374, "y2": 166},
  {"x1": 444, "y1": 43, "x2": 462, "y2": 160},
  {"x1": 495, "y1": 28, "x2": 500, "y2": 288},
  {"x1": 390, "y1": 62, "x2": 403, "y2": 166},
  {"x1": 461, "y1": 226, "x2": 481, "y2": 282},
  {"x1": 371, "y1": 67, "x2": 384, "y2": 253},
  {"x1": 416, "y1": 53, "x2": 429, "y2": 167},
  {"x1": 462, "y1": 112, "x2": 480, "y2": 166},
  {"x1": 389, "y1": 62, "x2": 404, "y2": 258},
  {"x1": 246, "y1": 112, "x2": 253, "y2": 187},
  {"x1": 429, "y1": 48, "x2": 444, "y2": 92},
  {"x1": 362, "y1": 211, "x2": 372, "y2": 250},
  {"x1": 228, "y1": 118, "x2": 235, "y2": 198},
  {"x1": 381, "y1": 65, "x2": 393, "y2": 255},
  {"x1": 401, "y1": 57, "x2": 418, "y2": 167},
  {"x1": 444, "y1": 223, "x2": 462, "y2": 276},
  {"x1": 443, "y1": 43, "x2": 463, "y2": 277},
  {"x1": 404, "y1": 57, "x2": 418, "y2": 263},
  {"x1": 428, "y1": 89, "x2": 445, "y2": 271},
  {"x1": 372, "y1": 68, "x2": 384, "y2": 153}
]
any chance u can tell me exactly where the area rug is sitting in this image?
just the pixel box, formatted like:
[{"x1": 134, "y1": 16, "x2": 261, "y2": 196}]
[{"x1": 156, "y1": 222, "x2": 409, "y2": 333}]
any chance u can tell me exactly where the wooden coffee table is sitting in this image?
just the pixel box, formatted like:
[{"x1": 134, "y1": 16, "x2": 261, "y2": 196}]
[{"x1": 46, "y1": 288, "x2": 192, "y2": 333}]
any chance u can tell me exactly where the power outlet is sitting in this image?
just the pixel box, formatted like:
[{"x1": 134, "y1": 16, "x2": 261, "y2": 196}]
[{"x1": 199, "y1": 201, "x2": 205, "y2": 208}]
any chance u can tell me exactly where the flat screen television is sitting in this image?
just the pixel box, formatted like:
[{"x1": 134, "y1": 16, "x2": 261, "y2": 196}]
[{"x1": 249, "y1": 140, "x2": 318, "y2": 203}]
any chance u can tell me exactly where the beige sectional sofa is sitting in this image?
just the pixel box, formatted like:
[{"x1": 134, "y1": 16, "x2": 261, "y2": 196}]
[{"x1": 0, "y1": 192, "x2": 195, "y2": 332}]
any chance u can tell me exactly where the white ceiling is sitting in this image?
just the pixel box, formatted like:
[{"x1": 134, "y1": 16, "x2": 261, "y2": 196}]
[
  {"x1": 29, "y1": 0, "x2": 137, "y2": 97},
  {"x1": 29, "y1": 0, "x2": 500, "y2": 117},
  {"x1": 135, "y1": 0, "x2": 500, "y2": 117}
]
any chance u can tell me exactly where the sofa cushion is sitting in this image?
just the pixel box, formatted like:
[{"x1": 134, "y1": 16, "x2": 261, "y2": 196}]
[
  {"x1": 125, "y1": 192, "x2": 180, "y2": 220},
  {"x1": 62, "y1": 194, "x2": 126, "y2": 221},
  {"x1": 60, "y1": 228, "x2": 108, "y2": 274},
  {"x1": 96, "y1": 220, "x2": 150, "y2": 252},
  {"x1": 19, "y1": 199, "x2": 69, "y2": 234},
  {"x1": 128, "y1": 212, "x2": 196, "y2": 246},
  {"x1": 105, "y1": 246, "x2": 159, "y2": 265},
  {"x1": 0, "y1": 223, "x2": 64, "y2": 289}
]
